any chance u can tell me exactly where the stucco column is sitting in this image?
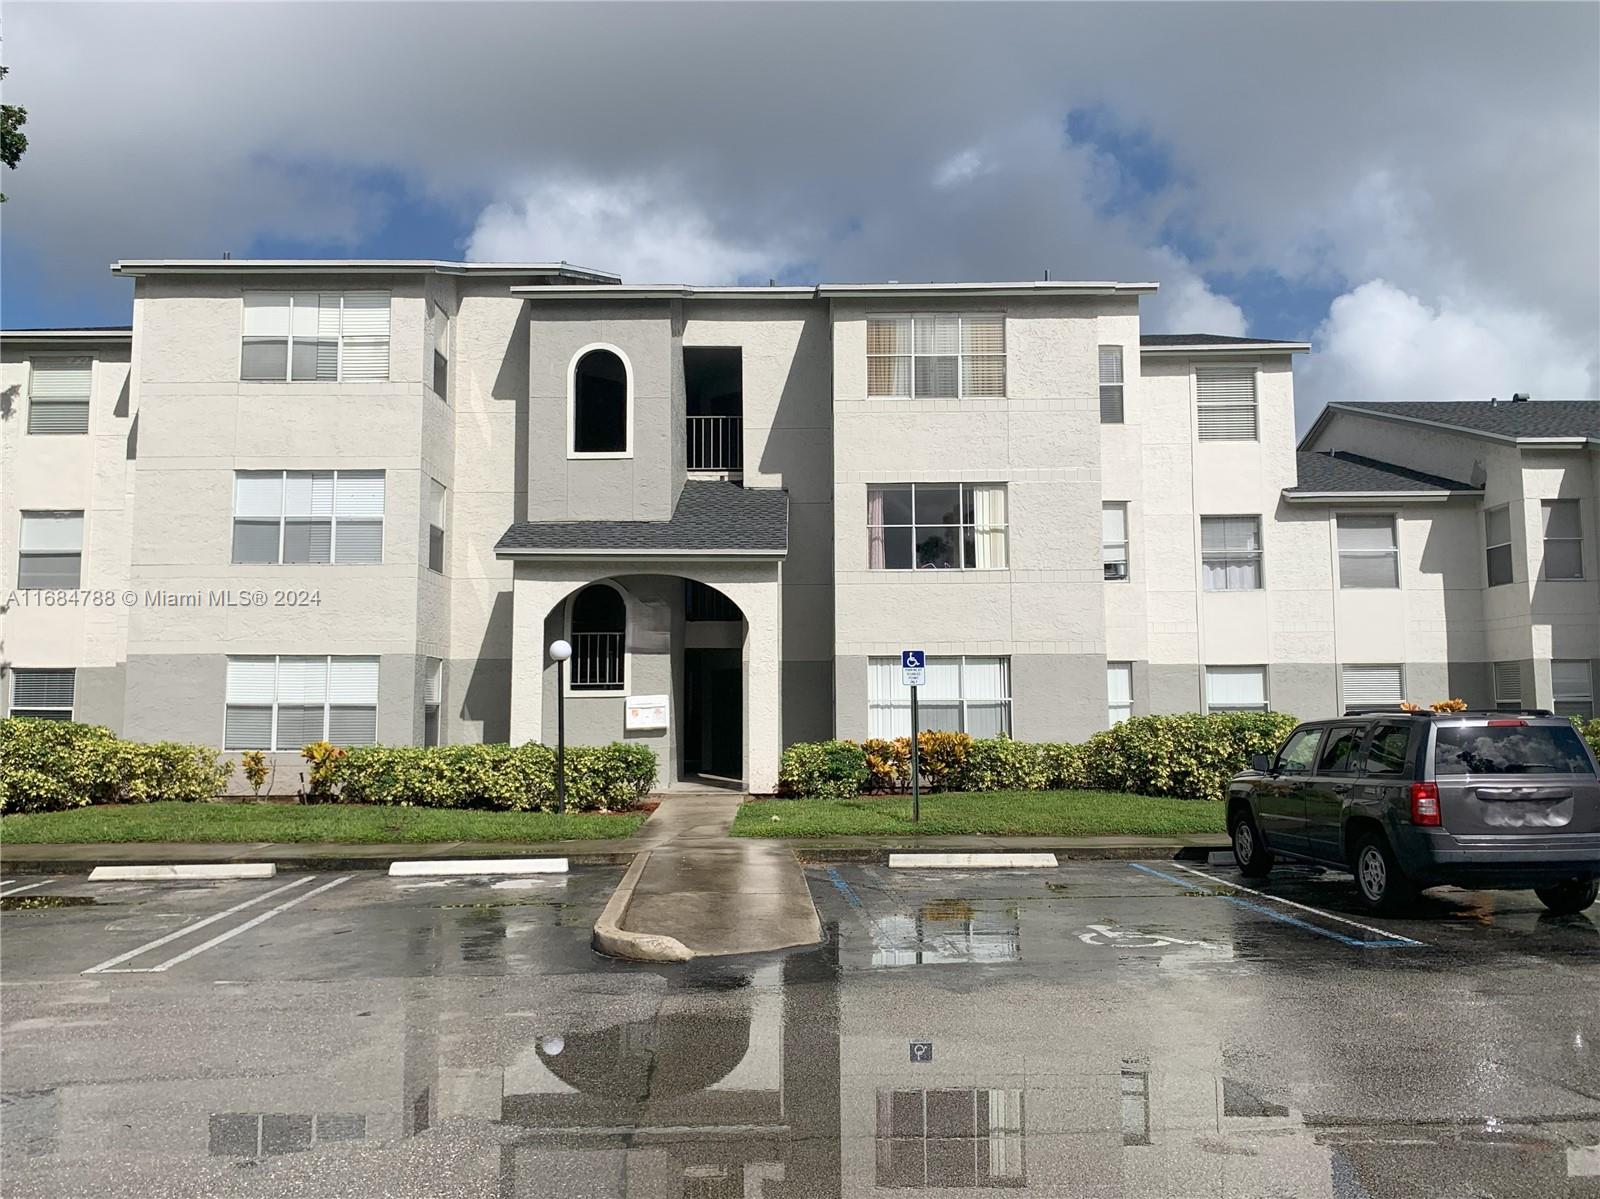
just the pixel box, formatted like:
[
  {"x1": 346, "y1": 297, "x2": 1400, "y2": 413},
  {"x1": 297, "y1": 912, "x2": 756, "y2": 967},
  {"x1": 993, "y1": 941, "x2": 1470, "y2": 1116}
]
[
  {"x1": 714, "y1": 572, "x2": 782, "y2": 795},
  {"x1": 509, "y1": 568, "x2": 577, "y2": 745}
]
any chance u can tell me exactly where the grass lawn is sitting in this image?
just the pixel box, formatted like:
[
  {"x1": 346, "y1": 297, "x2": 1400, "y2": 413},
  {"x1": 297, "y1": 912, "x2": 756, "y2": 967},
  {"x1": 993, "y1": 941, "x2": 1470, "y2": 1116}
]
[
  {"x1": 0, "y1": 802, "x2": 648, "y2": 845},
  {"x1": 730, "y1": 790, "x2": 1226, "y2": 839}
]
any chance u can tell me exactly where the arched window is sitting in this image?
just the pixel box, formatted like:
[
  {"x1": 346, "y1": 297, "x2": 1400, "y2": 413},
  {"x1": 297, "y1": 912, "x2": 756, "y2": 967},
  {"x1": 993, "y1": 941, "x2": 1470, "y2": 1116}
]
[
  {"x1": 570, "y1": 347, "x2": 630, "y2": 456},
  {"x1": 570, "y1": 584, "x2": 626, "y2": 690}
]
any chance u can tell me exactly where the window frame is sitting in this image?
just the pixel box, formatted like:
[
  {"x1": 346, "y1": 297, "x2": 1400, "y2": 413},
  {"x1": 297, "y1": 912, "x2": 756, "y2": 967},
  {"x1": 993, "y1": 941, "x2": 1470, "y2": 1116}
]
[
  {"x1": 428, "y1": 298, "x2": 450, "y2": 403},
  {"x1": 238, "y1": 291, "x2": 391, "y2": 384},
  {"x1": 426, "y1": 478, "x2": 446, "y2": 575},
  {"x1": 1553, "y1": 659, "x2": 1594, "y2": 720},
  {"x1": 565, "y1": 581, "x2": 629, "y2": 695},
  {"x1": 1200, "y1": 515, "x2": 1264, "y2": 592},
  {"x1": 26, "y1": 354, "x2": 94, "y2": 436},
  {"x1": 567, "y1": 343, "x2": 634, "y2": 460},
  {"x1": 1194, "y1": 363, "x2": 1259, "y2": 441},
  {"x1": 1540, "y1": 499, "x2": 1584, "y2": 581},
  {"x1": 1359, "y1": 721, "x2": 1414, "y2": 778},
  {"x1": 231, "y1": 470, "x2": 385, "y2": 566},
  {"x1": 222, "y1": 655, "x2": 380, "y2": 751},
  {"x1": 1336, "y1": 512, "x2": 1400, "y2": 590},
  {"x1": 1340, "y1": 663, "x2": 1405, "y2": 714},
  {"x1": 1102, "y1": 502, "x2": 1130, "y2": 581},
  {"x1": 1492, "y1": 661, "x2": 1523, "y2": 713},
  {"x1": 1107, "y1": 661, "x2": 1133, "y2": 727},
  {"x1": 17, "y1": 509, "x2": 85, "y2": 589},
  {"x1": 1275, "y1": 726, "x2": 1324, "y2": 775},
  {"x1": 7, "y1": 667, "x2": 76, "y2": 721},
  {"x1": 865, "y1": 313, "x2": 1007, "y2": 400},
  {"x1": 866, "y1": 483, "x2": 1009, "y2": 571},
  {"x1": 1098, "y1": 345, "x2": 1125, "y2": 424},
  {"x1": 1204, "y1": 665, "x2": 1269, "y2": 713},
  {"x1": 1484, "y1": 504, "x2": 1513, "y2": 587},
  {"x1": 423, "y1": 658, "x2": 443, "y2": 747},
  {"x1": 1316, "y1": 724, "x2": 1366, "y2": 776},
  {"x1": 867, "y1": 655, "x2": 1013, "y2": 738}
]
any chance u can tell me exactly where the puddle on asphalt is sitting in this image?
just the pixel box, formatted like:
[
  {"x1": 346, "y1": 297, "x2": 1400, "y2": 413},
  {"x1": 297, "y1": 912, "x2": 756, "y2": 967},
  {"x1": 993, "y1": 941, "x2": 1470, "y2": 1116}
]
[{"x1": 0, "y1": 895, "x2": 101, "y2": 911}]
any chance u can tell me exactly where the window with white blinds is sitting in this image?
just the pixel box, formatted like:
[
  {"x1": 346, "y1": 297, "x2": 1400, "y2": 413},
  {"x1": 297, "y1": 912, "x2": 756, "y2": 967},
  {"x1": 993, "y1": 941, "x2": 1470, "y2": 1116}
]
[
  {"x1": 8, "y1": 668, "x2": 75, "y2": 721},
  {"x1": 1107, "y1": 662, "x2": 1133, "y2": 726},
  {"x1": 1098, "y1": 346, "x2": 1124, "y2": 423},
  {"x1": 1103, "y1": 503, "x2": 1129, "y2": 580},
  {"x1": 423, "y1": 658, "x2": 443, "y2": 746},
  {"x1": 27, "y1": 358, "x2": 92, "y2": 434},
  {"x1": 1201, "y1": 516, "x2": 1263, "y2": 590},
  {"x1": 18, "y1": 511, "x2": 84, "y2": 588},
  {"x1": 1553, "y1": 660, "x2": 1593, "y2": 719},
  {"x1": 1492, "y1": 661, "x2": 1523, "y2": 712},
  {"x1": 866, "y1": 314, "x2": 1005, "y2": 398},
  {"x1": 241, "y1": 291, "x2": 390, "y2": 382},
  {"x1": 225, "y1": 655, "x2": 380, "y2": 750},
  {"x1": 867, "y1": 483, "x2": 1007, "y2": 569},
  {"x1": 427, "y1": 479, "x2": 446, "y2": 574},
  {"x1": 1341, "y1": 664, "x2": 1404, "y2": 713},
  {"x1": 1337, "y1": 514, "x2": 1399, "y2": 589},
  {"x1": 1484, "y1": 505, "x2": 1513, "y2": 586},
  {"x1": 1541, "y1": 500, "x2": 1583, "y2": 581},
  {"x1": 232, "y1": 471, "x2": 384, "y2": 564},
  {"x1": 1195, "y1": 366, "x2": 1257, "y2": 440},
  {"x1": 1205, "y1": 666, "x2": 1268, "y2": 712},
  {"x1": 868, "y1": 656, "x2": 1011, "y2": 738}
]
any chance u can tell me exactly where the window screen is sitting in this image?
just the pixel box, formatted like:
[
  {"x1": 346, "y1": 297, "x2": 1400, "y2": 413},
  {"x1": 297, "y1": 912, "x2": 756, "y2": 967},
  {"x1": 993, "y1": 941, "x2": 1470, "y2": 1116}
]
[
  {"x1": 1195, "y1": 366, "x2": 1257, "y2": 440},
  {"x1": 1337, "y1": 515, "x2": 1398, "y2": 588},
  {"x1": 28, "y1": 358, "x2": 93, "y2": 434},
  {"x1": 1098, "y1": 346, "x2": 1124, "y2": 423},
  {"x1": 9, "y1": 668, "x2": 76, "y2": 721},
  {"x1": 868, "y1": 656, "x2": 1011, "y2": 738},
  {"x1": 18, "y1": 511, "x2": 85, "y2": 589},
  {"x1": 1205, "y1": 666, "x2": 1267, "y2": 712}
]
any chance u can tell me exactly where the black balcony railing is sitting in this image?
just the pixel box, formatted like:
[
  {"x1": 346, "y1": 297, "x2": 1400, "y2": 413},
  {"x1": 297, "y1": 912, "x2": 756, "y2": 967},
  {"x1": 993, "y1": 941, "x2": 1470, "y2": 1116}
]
[
  {"x1": 571, "y1": 632, "x2": 625, "y2": 690},
  {"x1": 687, "y1": 415, "x2": 743, "y2": 472}
]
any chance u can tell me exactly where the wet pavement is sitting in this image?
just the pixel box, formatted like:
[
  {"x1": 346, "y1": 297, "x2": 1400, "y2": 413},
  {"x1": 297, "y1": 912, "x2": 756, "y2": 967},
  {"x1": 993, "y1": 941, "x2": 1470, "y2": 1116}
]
[{"x1": 1, "y1": 859, "x2": 1597, "y2": 1197}]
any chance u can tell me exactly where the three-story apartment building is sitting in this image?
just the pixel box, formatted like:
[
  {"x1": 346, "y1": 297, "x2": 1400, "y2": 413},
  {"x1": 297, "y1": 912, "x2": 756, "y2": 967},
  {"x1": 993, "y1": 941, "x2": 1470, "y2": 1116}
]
[{"x1": 3, "y1": 260, "x2": 1596, "y2": 793}]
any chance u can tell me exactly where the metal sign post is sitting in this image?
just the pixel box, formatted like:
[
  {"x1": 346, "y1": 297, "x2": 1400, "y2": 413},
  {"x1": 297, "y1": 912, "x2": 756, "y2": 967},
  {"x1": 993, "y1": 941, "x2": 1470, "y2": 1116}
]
[{"x1": 901, "y1": 650, "x2": 925, "y2": 824}]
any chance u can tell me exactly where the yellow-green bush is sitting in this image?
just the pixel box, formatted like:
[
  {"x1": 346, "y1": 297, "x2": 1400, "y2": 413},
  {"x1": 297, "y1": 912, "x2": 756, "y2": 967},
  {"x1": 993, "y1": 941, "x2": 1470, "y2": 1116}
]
[
  {"x1": 0, "y1": 718, "x2": 230, "y2": 813},
  {"x1": 1079, "y1": 711, "x2": 1299, "y2": 802},
  {"x1": 1574, "y1": 716, "x2": 1600, "y2": 759},
  {"x1": 331, "y1": 741, "x2": 655, "y2": 811},
  {"x1": 861, "y1": 738, "x2": 911, "y2": 793},
  {"x1": 779, "y1": 740, "x2": 868, "y2": 800},
  {"x1": 915, "y1": 730, "x2": 971, "y2": 790}
]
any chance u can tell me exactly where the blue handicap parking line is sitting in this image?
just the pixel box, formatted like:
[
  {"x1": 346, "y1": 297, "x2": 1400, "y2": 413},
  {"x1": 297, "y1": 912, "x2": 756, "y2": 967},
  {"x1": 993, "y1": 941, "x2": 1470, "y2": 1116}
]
[{"x1": 1127, "y1": 862, "x2": 1424, "y2": 950}]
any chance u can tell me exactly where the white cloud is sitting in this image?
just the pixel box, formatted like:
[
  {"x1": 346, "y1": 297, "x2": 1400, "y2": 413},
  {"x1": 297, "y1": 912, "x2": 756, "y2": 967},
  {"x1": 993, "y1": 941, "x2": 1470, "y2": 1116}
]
[
  {"x1": 467, "y1": 177, "x2": 796, "y2": 283},
  {"x1": 932, "y1": 149, "x2": 986, "y2": 190},
  {"x1": 1296, "y1": 279, "x2": 1597, "y2": 425},
  {"x1": 1141, "y1": 250, "x2": 1247, "y2": 336}
]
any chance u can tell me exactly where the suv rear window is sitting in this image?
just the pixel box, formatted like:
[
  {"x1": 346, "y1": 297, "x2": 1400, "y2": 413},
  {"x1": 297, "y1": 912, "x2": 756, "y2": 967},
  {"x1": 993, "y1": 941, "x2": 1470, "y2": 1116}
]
[{"x1": 1434, "y1": 723, "x2": 1595, "y2": 775}]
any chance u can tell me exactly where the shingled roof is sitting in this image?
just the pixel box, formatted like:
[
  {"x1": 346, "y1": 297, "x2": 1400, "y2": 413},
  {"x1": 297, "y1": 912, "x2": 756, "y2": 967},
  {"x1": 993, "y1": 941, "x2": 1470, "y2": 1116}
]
[
  {"x1": 1287, "y1": 451, "x2": 1480, "y2": 496},
  {"x1": 495, "y1": 481, "x2": 788, "y2": 556},
  {"x1": 1140, "y1": 333, "x2": 1304, "y2": 347},
  {"x1": 1327, "y1": 400, "x2": 1600, "y2": 443}
]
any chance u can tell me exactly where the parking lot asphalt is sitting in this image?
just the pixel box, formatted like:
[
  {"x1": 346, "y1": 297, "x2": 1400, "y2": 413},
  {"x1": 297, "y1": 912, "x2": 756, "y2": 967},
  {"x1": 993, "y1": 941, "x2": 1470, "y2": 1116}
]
[{"x1": 1, "y1": 860, "x2": 1596, "y2": 1197}]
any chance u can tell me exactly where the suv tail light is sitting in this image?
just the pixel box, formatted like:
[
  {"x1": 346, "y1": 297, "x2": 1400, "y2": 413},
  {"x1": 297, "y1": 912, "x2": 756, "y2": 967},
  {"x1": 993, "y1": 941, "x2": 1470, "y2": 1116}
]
[{"x1": 1410, "y1": 781, "x2": 1441, "y2": 827}]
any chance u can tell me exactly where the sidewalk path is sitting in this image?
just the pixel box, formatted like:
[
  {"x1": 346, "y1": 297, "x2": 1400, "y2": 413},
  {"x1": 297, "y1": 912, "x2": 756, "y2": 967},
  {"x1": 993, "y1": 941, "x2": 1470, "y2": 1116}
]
[{"x1": 606, "y1": 794, "x2": 822, "y2": 958}]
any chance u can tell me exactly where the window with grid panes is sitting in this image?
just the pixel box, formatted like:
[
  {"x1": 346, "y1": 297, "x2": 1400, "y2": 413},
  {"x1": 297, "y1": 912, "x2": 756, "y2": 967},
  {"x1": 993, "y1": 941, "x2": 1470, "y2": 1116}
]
[
  {"x1": 241, "y1": 292, "x2": 389, "y2": 382},
  {"x1": 866, "y1": 315, "x2": 1004, "y2": 398}
]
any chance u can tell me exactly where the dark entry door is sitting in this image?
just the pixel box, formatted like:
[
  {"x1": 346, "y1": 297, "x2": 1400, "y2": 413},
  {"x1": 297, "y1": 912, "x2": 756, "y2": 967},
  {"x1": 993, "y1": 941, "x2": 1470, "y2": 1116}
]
[{"x1": 684, "y1": 649, "x2": 742, "y2": 781}]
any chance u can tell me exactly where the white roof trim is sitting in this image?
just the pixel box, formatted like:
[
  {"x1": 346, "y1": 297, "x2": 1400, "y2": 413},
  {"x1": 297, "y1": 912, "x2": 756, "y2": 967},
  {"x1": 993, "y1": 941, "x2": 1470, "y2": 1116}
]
[
  {"x1": 818, "y1": 281, "x2": 1158, "y2": 298},
  {"x1": 1281, "y1": 489, "x2": 1471, "y2": 504},
  {"x1": 513, "y1": 280, "x2": 1159, "y2": 301},
  {"x1": 495, "y1": 546, "x2": 786, "y2": 559},
  {"x1": 1142, "y1": 342, "x2": 1310, "y2": 355},
  {"x1": 510, "y1": 285, "x2": 817, "y2": 300},
  {"x1": 2, "y1": 328, "x2": 133, "y2": 342},
  {"x1": 111, "y1": 259, "x2": 621, "y2": 282}
]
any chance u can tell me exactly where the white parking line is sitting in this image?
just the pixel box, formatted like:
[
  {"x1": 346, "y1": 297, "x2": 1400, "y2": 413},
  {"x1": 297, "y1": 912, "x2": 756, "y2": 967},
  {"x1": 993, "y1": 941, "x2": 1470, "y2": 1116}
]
[
  {"x1": 82, "y1": 876, "x2": 316, "y2": 975},
  {"x1": 1166, "y1": 861, "x2": 1425, "y2": 947},
  {"x1": 1, "y1": 879, "x2": 56, "y2": 898},
  {"x1": 132, "y1": 875, "x2": 353, "y2": 972}
]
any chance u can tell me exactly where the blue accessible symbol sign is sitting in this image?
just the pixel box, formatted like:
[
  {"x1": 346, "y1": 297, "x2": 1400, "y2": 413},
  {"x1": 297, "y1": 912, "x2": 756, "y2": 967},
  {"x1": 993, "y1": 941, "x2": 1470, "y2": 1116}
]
[{"x1": 901, "y1": 649, "x2": 925, "y2": 688}]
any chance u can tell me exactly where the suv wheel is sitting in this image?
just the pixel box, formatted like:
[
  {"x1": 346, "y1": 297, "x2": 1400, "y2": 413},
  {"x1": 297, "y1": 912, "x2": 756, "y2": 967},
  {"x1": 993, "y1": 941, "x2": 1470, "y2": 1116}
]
[
  {"x1": 1535, "y1": 879, "x2": 1599, "y2": 916},
  {"x1": 1230, "y1": 808, "x2": 1274, "y2": 878},
  {"x1": 1352, "y1": 833, "x2": 1415, "y2": 914}
]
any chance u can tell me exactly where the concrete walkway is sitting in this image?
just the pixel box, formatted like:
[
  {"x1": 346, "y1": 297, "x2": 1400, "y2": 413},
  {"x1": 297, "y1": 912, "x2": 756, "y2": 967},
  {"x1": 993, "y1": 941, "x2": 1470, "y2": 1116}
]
[{"x1": 595, "y1": 794, "x2": 822, "y2": 961}]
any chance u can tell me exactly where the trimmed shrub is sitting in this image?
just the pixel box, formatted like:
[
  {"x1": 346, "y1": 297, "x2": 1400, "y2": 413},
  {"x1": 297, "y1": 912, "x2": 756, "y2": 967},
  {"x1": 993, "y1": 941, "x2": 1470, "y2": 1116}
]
[
  {"x1": 1080, "y1": 711, "x2": 1299, "y2": 802},
  {"x1": 779, "y1": 739, "x2": 869, "y2": 800},
  {"x1": 1575, "y1": 716, "x2": 1600, "y2": 759},
  {"x1": 331, "y1": 741, "x2": 655, "y2": 812},
  {"x1": 0, "y1": 718, "x2": 229, "y2": 814},
  {"x1": 960, "y1": 736, "x2": 1049, "y2": 792},
  {"x1": 1037, "y1": 742, "x2": 1086, "y2": 790},
  {"x1": 861, "y1": 738, "x2": 911, "y2": 793},
  {"x1": 915, "y1": 730, "x2": 972, "y2": 791}
]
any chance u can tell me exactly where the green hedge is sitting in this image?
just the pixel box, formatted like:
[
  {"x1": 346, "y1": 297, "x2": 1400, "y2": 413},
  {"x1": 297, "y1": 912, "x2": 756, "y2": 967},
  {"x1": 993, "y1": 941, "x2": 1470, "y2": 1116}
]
[
  {"x1": 778, "y1": 711, "x2": 1298, "y2": 803},
  {"x1": 1, "y1": 718, "x2": 231, "y2": 814},
  {"x1": 332, "y1": 741, "x2": 656, "y2": 811}
]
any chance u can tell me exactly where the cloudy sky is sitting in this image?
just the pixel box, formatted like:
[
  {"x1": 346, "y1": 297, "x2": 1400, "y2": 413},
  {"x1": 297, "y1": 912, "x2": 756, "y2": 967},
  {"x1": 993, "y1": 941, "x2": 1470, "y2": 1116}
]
[{"x1": 3, "y1": 1, "x2": 1596, "y2": 427}]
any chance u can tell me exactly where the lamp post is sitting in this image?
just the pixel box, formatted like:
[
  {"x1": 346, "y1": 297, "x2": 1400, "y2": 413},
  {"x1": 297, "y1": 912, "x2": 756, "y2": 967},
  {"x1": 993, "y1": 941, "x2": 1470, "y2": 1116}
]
[{"x1": 548, "y1": 639, "x2": 572, "y2": 815}]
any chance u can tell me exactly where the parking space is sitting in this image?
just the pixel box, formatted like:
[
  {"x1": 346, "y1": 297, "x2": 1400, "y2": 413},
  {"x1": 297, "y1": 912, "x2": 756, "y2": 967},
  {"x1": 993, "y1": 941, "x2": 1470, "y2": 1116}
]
[
  {"x1": 0, "y1": 866, "x2": 627, "y2": 984},
  {"x1": 808, "y1": 857, "x2": 1600, "y2": 972}
]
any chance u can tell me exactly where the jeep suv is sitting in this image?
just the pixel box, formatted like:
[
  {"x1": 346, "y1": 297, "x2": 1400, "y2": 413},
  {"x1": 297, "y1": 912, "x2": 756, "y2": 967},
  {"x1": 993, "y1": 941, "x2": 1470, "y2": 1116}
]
[{"x1": 1226, "y1": 711, "x2": 1600, "y2": 914}]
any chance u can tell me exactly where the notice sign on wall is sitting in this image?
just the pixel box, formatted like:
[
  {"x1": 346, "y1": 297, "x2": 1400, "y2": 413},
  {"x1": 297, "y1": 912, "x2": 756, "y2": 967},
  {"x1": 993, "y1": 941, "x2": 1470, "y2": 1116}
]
[{"x1": 625, "y1": 694, "x2": 670, "y2": 731}]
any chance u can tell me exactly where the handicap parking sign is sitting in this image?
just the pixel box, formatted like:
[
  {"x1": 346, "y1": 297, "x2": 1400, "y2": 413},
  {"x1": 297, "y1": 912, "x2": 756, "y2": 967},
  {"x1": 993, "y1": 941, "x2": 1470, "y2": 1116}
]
[{"x1": 901, "y1": 649, "x2": 925, "y2": 688}]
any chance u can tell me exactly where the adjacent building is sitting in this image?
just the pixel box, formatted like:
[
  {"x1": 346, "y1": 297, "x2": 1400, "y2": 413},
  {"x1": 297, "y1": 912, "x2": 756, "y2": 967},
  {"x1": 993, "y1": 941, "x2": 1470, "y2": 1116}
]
[{"x1": 2, "y1": 260, "x2": 1596, "y2": 792}]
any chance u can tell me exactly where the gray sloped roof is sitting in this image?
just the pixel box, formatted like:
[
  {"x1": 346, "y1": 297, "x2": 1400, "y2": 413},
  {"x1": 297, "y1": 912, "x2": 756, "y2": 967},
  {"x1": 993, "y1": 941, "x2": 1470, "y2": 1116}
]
[
  {"x1": 1289, "y1": 451, "x2": 1479, "y2": 495},
  {"x1": 1331, "y1": 400, "x2": 1600, "y2": 442},
  {"x1": 1140, "y1": 333, "x2": 1303, "y2": 347},
  {"x1": 496, "y1": 481, "x2": 787, "y2": 556}
]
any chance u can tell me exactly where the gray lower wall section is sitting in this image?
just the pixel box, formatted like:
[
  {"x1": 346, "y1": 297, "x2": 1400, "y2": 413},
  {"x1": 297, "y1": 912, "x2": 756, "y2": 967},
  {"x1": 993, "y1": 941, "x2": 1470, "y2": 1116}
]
[
  {"x1": 449, "y1": 656, "x2": 511, "y2": 745},
  {"x1": 1267, "y1": 663, "x2": 1334, "y2": 721},
  {"x1": 783, "y1": 660, "x2": 833, "y2": 746},
  {"x1": 833, "y1": 656, "x2": 869, "y2": 742},
  {"x1": 1147, "y1": 665, "x2": 1201, "y2": 717},
  {"x1": 1, "y1": 665, "x2": 127, "y2": 732},
  {"x1": 1010, "y1": 654, "x2": 1109, "y2": 743}
]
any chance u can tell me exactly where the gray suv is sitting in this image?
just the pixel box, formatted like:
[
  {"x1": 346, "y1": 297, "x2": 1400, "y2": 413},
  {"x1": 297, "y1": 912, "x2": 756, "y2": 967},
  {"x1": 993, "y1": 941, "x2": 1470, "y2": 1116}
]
[{"x1": 1227, "y1": 711, "x2": 1600, "y2": 914}]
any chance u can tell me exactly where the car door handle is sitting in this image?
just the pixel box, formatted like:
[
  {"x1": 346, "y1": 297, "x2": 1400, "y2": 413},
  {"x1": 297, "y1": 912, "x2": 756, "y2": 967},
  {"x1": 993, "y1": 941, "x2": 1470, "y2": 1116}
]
[{"x1": 1331, "y1": 784, "x2": 1352, "y2": 795}]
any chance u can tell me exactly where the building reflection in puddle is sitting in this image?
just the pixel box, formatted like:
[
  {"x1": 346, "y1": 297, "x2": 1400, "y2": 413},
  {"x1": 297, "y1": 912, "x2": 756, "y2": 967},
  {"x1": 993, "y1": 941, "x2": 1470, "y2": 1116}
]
[{"x1": 871, "y1": 900, "x2": 1022, "y2": 968}]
